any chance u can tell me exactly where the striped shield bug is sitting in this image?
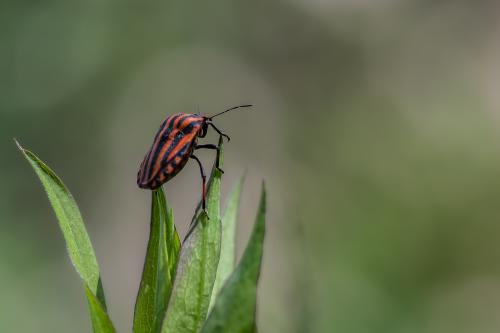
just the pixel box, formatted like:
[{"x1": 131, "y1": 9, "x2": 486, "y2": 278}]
[{"x1": 137, "y1": 104, "x2": 252, "y2": 212}]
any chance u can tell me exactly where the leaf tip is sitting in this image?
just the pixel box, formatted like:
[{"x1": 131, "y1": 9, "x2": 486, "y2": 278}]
[
  {"x1": 259, "y1": 181, "x2": 267, "y2": 221},
  {"x1": 239, "y1": 169, "x2": 248, "y2": 183},
  {"x1": 14, "y1": 138, "x2": 24, "y2": 152}
]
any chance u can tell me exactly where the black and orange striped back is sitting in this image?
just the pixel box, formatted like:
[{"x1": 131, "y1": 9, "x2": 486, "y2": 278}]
[{"x1": 137, "y1": 113, "x2": 204, "y2": 189}]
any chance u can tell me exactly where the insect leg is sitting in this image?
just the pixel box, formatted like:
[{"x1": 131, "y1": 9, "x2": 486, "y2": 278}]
[
  {"x1": 194, "y1": 144, "x2": 225, "y2": 174},
  {"x1": 190, "y1": 154, "x2": 208, "y2": 215},
  {"x1": 195, "y1": 144, "x2": 219, "y2": 150},
  {"x1": 208, "y1": 122, "x2": 231, "y2": 141}
]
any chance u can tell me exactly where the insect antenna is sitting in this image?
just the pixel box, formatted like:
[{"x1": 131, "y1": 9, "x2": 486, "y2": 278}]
[{"x1": 208, "y1": 104, "x2": 252, "y2": 120}]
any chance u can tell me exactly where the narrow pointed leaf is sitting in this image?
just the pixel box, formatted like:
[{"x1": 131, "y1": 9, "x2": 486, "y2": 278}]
[
  {"x1": 16, "y1": 141, "x2": 106, "y2": 306},
  {"x1": 85, "y1": 285, "x2": 117, "y2": 333},
  {"x1": 134, "y1": 187, "x2": 180, "y2": 333},
  {"x1": 17, "y1": 141, "x2": 114, "y2": 329},
  {"x1": 201, "y1": 185, "x2": 266, "y2": 333},
  {"x1": 165, "y1": 195, "x2": 181, "y2": 277},
  {"x1": 161, "y1": 137, "x2": 224, "y2": 333},
  {"x1": 209, "y1": 175, "x2": 245, "y2": 310}
]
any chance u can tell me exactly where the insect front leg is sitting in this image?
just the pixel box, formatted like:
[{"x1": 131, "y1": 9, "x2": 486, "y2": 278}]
[
  {"x1": 194, "y1": 143, "x2": 224, "y2": 174},
  {"x1": 208, "y1": 122, "x2": 231, "y2": 141},
  {"x1": 190, "y1": 154, "x2": 208, "y2": 217}
]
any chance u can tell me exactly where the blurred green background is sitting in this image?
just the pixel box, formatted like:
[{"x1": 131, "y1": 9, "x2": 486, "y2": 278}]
[{"x1": 3, "y1": 1, "x2": 500, "y2": 332}]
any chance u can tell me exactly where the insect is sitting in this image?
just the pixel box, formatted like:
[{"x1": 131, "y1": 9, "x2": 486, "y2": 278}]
[{"x1": 137, "y1": 104, "x2": 252, "y2": 212}]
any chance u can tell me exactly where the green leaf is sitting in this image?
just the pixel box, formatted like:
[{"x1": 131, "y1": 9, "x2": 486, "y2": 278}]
[
  {"x1": 161, "y1": 137, "x2": 224, "y2": 333},
  {"x1": 201, "y1": 184, "x2": 266, "y2": 333},
  {"x1": 134, "y1": 187, "x2": 181, "y2": 333},
  {"x1": 16, "y1": 140, "x2": 114, "y2": 330},
  {"x1": 16, "y1": 140, "x2": 106, "y2": 305},
  {"x1": 85, "y1": 285, "x2": 117, "y2": 333},
  {"x1": 209, "y1": 174, "x2": 245, "y2": 310}
]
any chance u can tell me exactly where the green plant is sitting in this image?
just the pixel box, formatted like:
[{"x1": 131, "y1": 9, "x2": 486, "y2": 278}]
[{"x1": 16, "y1": 138, "x2": 266, "y2": 333}]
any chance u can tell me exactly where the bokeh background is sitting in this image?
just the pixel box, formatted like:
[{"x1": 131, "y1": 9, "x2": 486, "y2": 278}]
[{"x1": 3, "y1": 1, "x2": 500, "y2": 332}]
